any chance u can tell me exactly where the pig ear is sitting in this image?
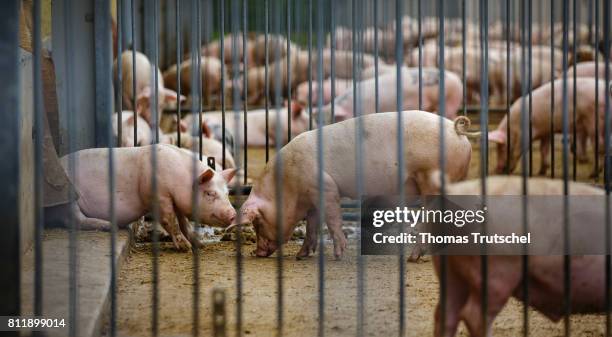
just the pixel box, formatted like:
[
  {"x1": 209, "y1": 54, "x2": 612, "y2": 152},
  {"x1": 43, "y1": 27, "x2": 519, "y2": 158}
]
[
  {"x1": 201, "y1": 120, "x2": 213, "y2": 138},
  {"x1": 487, "y1": 130, "x2": 506, "y2": 144},
  {"x1": 221, "y1": 168, "x2": 237, "y2": 182},
  {"x1": 198, "y1": 169, "x2": 215, "y2": 185}
]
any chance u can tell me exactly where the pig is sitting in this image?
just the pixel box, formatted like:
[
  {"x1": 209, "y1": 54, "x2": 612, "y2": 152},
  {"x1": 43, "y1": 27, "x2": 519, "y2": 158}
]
[
  {"x1": 488, "y1": 78, "x2": 609, "y2": 176},
  {"x1": 428, "y1": 176, "x2": 605, "y2": 337},
  {"x1": 250, "y1": 34, "x2": 297, "y2": 67},
  {"x1": 113, "y1": 51, "x2": 184, "y2": 127},
  {"x1": 231, "y1": 111, "x2": 476, "y2": 259},
  {"x1": 316, "y1": 66, "x2": 462, "y2": 124},
  {"x1": 201, "y1": 33, "x2": 255, "y2": 72},
  {"x1": 295, "y1": 78, "x2": 352, "y2": 107},
  {"x1": 567, "y1": 61, "x2": 612, "y2": 79},
  {"x1": 162, "y1": 56, "x2": 225, "y2": 107},
  {"x1": 182, "y1": 102, "x2": 309, "y2": 147},
  {"x1": 112, "y1": 111, "x2": 152, "y2": 147},
  {"x1": 46, "y1": 145, "x2": 237, "y2": 250}
]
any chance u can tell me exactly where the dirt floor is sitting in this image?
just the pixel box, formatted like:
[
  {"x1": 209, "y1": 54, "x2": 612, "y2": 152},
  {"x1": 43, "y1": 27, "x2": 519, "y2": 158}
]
[{"x1": 115, "y1": 116, "x2": 607, "y2": 337}]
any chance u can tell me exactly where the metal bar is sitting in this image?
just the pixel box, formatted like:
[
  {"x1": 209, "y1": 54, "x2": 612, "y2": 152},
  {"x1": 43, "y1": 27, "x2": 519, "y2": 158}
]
[
  {"x1": 242, "y1": 0, "x2": 248, "y2": 185},
  {"x1": 462, "y1": 0, "x2": 466, "y2": 116},
  {"x1": 572, "y1": 0, "x2": 577, "y2": 181},
  {"x1": 176, "y1": 0, "x2": 181, "y2": 147},
  {"x1": 395, "y1": 0, "x2": 405, "y2": 335},
  {"x1": 527, "y1": 0, "x2": 533, "y2": 177},
  {"x1": 330, "y1": 0, "x2": 335, "y2": 123},
  {"x1": 594, "y1": 0, "x2": 599, "y2": 179},
  {"x1": 307, "y1": 0, "x2": 312, "y2": 129},
  {"x1": 264, "y1": 0, "x2": 269, "y2": 162},
  {"x1": 232, "y1": 0, "x2": 244, "y2": 334},
  {"x1": 316, "y1": 0, "x2": 325, "y2": 335},
  {"x1": 550, "y1": 0, "x2": 555, "y2": 179},
  {"x1": 286, "y1": 0, "x2": 291, "y2": 143},
  {"x1": 561, "y1": 0, "x2": 571, "y2": 335},
  {"x1": 190, "y1": 1, "x2": 201, "y2": 335},
  {"x1": 519, "y1": 0, "x2": 530, "y2": 335},
  {"x1": 374, "y1": 0, "x2": 379, "y2": 114},
  {"x1": 355, "y1": 2, "x2": 365, "y2": 336},
  {"x1": 107, "y1": 0, "x2": 119, "y2": 335},
  {"x1": 0, "y1": 0, "x2": 21, "y2": 329},
  {"x1": 221, "y1": 0, "x2": 226, "y2": 169},
  {"x1": 32, "y1": 0, "x2": 44, "y2": 325},
  {"x1": 603, "y1": 0, "x2": 611, "y2": 335},
  {"x1": 419, "y1": 0, "x2": 423, "y2": 111},
  {"x1": 62, "y1": 0, "x2": 79, "y2": 335},
  {"x1": 116, "y1": 0, "x2": 124, "y2": 148},
  {"x1": 506, "y1": 0, "x2": 512, "y2": 175},
  {"x1": 131, "y1": 0, "x2": 138, "y2": 147},
  {"x1": 439, "y1": 0, "x2": 449, "y2": 334},
  {"x1": 273, "y1": 2, "x2": 284, "y2": 335}
]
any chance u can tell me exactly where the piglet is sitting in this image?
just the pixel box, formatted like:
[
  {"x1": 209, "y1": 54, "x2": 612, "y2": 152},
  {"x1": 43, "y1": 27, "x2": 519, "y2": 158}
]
[
  {"x1": 112, "y1": 111, "x2": 152, "y2": 147},
  {"x1": 232, "y1": 111, "x2": 475, "y2": 259},
  {"x1": 46, "y1": 145, "x2": 237, "y2": 250}
]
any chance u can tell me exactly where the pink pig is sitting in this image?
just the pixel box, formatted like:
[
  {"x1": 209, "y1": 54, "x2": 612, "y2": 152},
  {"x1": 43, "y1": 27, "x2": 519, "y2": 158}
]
[
  {"x1": 47, "y1": 145, "x2": 236, "y2": 250},
  {"x1": 488, "y1": 78, "x2": 609, "y2": 176},
  {"x1": 316, "y1": 66, "x2": 462, "y2": 124},
  {"x1": 231, "y1": 111, "x2": 475, "y2": 259}
]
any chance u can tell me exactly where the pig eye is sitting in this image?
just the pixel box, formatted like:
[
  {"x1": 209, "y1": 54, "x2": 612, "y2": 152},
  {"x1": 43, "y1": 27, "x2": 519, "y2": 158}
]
[{"x1": 205, "y1": 191, "x2": 217, "y2": 198}]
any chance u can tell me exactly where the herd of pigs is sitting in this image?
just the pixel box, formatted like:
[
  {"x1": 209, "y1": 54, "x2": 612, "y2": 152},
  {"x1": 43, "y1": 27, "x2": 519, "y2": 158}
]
[{"x1": 50, "y1": 17, "x2": 612, "y2": 336}]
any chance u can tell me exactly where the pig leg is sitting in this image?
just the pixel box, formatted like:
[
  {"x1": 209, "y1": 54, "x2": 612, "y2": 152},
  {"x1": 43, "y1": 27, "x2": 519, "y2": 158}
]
[
  {"x1": 159, "y1": 197, "x2": 191, "y2": 250},
  {"x1": 73, "y1": 203, "x2": 113, "y2": 231},
  {"x1": 320, "y1": 174, "x2": 347, "y2": 259},
  {"x1": 176, "y1": 208, "x2": 204, "y2": 249},
  {"x1": 577, "y1": 131, "x2": 589, "y2": 163},
  {"x1": 433, "y1": 264, "x2": 469, "y2": 337},
  {"x1": 538, "y1": 136, "x2": 551, "y2": 176},
  {"x1": 296, "y1": 208, "x2": 320, "y2": 259}
]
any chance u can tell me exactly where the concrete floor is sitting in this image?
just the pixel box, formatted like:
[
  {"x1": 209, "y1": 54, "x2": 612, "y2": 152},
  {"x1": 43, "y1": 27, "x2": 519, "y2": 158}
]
[{"x1": 20, "y1": 229, "x2": 129, "y2": 337}]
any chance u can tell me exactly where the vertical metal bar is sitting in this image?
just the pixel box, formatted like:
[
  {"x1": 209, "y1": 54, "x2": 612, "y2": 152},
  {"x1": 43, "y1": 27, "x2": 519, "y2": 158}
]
[
  {"x1": 527, "y1": 0, "x2": 533, "y2": 177},
  {"x1": 572, "y1": 0, "x2": 577, "y2": 181},
  {"x1": 176, "y1": 0, "x2": 181, "y2": 146},
  {"x1": 190, "y1": 1, "x2": 201, "y2": 335},
  {"x1": 561, "y1": 0, "x2": 571, "y2": 335},
  {"x1": 286, "y1": 0, "x2": 292, "y2": 142},
  {"x1": 116, "y1": 0, "x2": 124, "y2": 148},
  {"x1": 146, "y1": 0, "x2": 161, "y2": 335},
  {"x1": 221, "y1": 0, "x2": 227, "y2": 169},
  {"x1": 395, "y1": 0, "x2": 405, "y2": 335},
  {"x1": 264, "y1": 0, "x2": 270, "y2": 162},
  {"x1": 242, "y1": 0, "x2": 248, "y2": 185},
  {"x1": 594, "y1": 0, "x2": 599, "y2": 179},
  {"x1": 0, "y1": 0, "x2": 21, "y2": 330},
  {"x1": 418, "y1": 0, "x2": 423, "y2": 111},
  {"x1": 374, "y1": 0, "x2": 379, "y2": 114},
  {"x1": 438, "y1": 0, "x2": 448, "y2": 334},
  {"x1": 461, "y1": 0, "x2": 466, "y2": 116},
  {"x1": 519, "y1": 0, "x2": 530, "y2": 335},
  {"x1": 108, "y1": 0, "x2": 119, "y2": 335},
  {"x1": 315, "y1": 0, "x2": 325, "y2": 335},
  {"x1": 603, "y1": 0, "x2": 611, "y2": 336},
  {"x1": 95, "y1": 0, "x2": 113, "y2": 147},
  {"x1": 62, "y1": 0, "x2": 79, "y2": 335},
  {"x1": 32, "y1": 0, "x2": 44, "y2": 324},
  {"x1": 506, "y1": 0, "x2": 512, "y2": 175},
  {"x1": 550, "y1": 0, "x2": 555, "y2": 178},
  {"x1": 131, "y1": 0, "x2": 138, "y2": 147},
  {"x1": 330, "y1": 0, "x2": 335, "y2": 123},
  {"x1": 273, "y1": 2, "x2": 284, "y2": 335},
  {"x1": 307, "y1": 0, "x2": 313, "y2": 129}
]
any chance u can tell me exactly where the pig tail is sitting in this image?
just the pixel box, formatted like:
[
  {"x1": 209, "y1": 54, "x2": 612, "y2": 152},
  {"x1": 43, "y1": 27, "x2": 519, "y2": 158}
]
[{"x1": 453, "y1": 116, "x2": 482, "y2": 138}]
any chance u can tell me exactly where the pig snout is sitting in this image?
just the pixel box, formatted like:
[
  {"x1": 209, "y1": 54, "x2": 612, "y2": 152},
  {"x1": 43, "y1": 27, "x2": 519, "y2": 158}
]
[
  {"x1": 217, "y1": 208, "x2": 237, "y2": 226},
  {"x1": 254, "y1": 236, "x2": 277, "y2": 257}
]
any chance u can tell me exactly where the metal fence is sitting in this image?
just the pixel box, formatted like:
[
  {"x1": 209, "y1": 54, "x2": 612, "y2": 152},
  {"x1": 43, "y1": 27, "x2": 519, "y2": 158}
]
[{"x1": 2, "y1": 0, "x2": 612, "y2": 336}]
